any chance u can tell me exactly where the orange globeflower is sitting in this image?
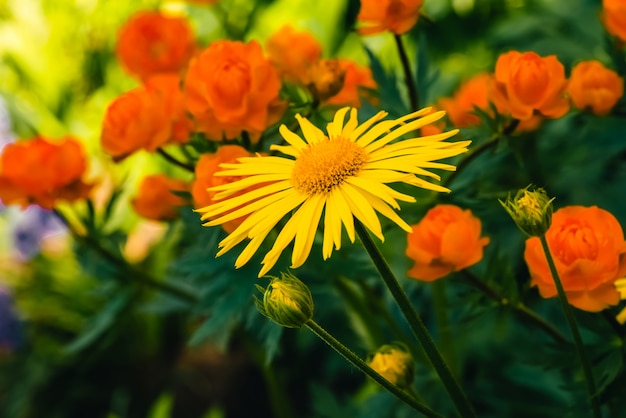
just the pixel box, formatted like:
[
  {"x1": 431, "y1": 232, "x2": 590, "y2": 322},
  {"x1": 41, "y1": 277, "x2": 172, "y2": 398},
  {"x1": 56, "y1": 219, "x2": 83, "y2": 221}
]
[
  {"x1": 185, "y1": 40, "x2": 286, "y2": 142},
  {"x1": 266, "y1": 25, "x2": 322, "y2": 85},
  {"x1": 438, "y1": 73, "x2": 491, "y2": 128},
  {"x1": 602, "y1": 0, "x2": 626, "y2": 42},
  {"x1": 0, "y1": 136, "x2": 92, "y2": 209},
  {"x1": 131, "y1": 174, "x2": 188, "y2": 221},
  {"x1": 192, "y1": 145, "x2": 253, "y2": 233},
  {"x1": 325, "y1": 59, "x2": 377, "y2": 108},
  {"x1": 116, "y1": 11, "x2": 196, "y2": 80},
  {"x1": 567, "y1": 60, "x2": 624, "y2": 116},
  {"x1": 101, "y1": 74, "x2": 190, "y2": 160},
  {"x1": 490, "y1": 51, "x2": 570, "y2": 121},
  {"x1": 525, "y1": 206, "x2": 626, "y2": 312},
  {"x1": 406, "y1": 205, "x2": 490, "y2": 281},
  {"x1": 358, "y1": 0, "x2": 423, "y2": 35}
]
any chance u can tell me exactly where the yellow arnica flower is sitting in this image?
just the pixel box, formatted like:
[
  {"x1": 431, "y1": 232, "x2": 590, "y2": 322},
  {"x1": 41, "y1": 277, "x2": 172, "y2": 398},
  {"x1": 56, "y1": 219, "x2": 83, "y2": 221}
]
[{"x1": 197, "y1": 107, "x2": 469, "y2": 277}]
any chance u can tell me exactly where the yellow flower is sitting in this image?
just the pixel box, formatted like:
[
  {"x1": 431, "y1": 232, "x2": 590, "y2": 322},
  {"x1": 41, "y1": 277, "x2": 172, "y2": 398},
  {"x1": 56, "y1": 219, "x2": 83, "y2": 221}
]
[
  {"x1": 197, "y1": 107, "x2": 469, "y2": 277},
  {"x1": 368, "y1": 343, "x2": 414, "y2": 388}
]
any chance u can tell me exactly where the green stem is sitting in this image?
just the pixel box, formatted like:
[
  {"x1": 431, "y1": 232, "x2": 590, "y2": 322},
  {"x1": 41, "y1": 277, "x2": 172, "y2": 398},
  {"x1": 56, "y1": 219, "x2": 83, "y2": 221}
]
[
  {"x1": 394, "y1": 34, "x2": 419, "y2": 112},
  {"x1": 443, "y1": 119, "x2": 519, "y2": 188},
  {"x1": 157, "y1": 148, "x2": 195, "y2": 172},
  {"x1": 355, "y1": 221, "x2": 476, "y2": 418},
  {"x1": 305, "y1": 320, "x2": 443, "y2": 418},
  {"x1": 54, "y1": 209, "x2": 199, "y2": 304},
  {"x1": 431, "y1": 280, "x2": 457, "y2": 377},
  {"x1": 539, "y1": 235, "x2": 601, "y2": 418},
  {"x1": 460, "y1": 271, "x2": 568, "y2": 344}
]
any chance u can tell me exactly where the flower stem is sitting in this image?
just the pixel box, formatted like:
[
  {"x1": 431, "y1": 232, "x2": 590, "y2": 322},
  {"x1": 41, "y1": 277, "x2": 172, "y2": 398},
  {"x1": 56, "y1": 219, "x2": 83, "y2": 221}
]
[
  {"x1": 54, "y1": 209, "x2": 199, "y2": 304},
  {"x1": 460, "y1": 271, "x2": 568, "y2": 344},
  {"x1": 443, "y1": 119, "x2": 519, "y2": 188},
  {"x1": 304, "y1": 319, "x2": 443, "y2": 418},
  {"x1": 355, "y1": 221, "x2": 476, "y2": 418},
  {"x1": 539, "y1": 235, "x2": 601, "y2": 418},
  {"x1": 394, "y1": 34, "x2": 419, "y2": 112},
  {"x1": 157, "y1": 148, "x2": 195, "y2": 172},
  {"x1": 431, "y1": 280, "x2": 457, "y2": 377}
]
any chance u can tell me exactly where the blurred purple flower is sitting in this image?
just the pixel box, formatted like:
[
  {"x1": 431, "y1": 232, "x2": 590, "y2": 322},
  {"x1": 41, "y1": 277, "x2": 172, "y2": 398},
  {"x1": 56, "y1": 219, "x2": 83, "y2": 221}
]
[
  {"x1": 12, "y1": 206, "x2": 67, "y2": 260},
  {"x1": 0, "y1": 287, "x2": 21, "y2": 352}
]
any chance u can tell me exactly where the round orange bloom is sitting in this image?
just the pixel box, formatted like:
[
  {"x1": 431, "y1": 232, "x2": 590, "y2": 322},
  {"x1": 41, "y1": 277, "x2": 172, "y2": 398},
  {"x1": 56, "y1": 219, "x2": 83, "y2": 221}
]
[
  {"x1": 567, "y1": 60, "x2": 624, "y2": 116},
  {"x1": 101, "y1": 74, "x2": 191, "y2": 160},
  {"x1": 406, "y1": 205, "x2": 490, "y2": 281},
  {"x1": 358, "y1": 0, "x2": 423, "y2": 35},
  {"x1": 602, "y1": 0, "x2": 626, "y2": 42},
  {"x1": 525, "y1": 206, "x2": 626, "y2": 312},
  {"x1": 184, "y1": 40, "x2": 286, "y2": 142},
  {"x1": 490, "y1": 51, "x2": 570, "y2": 121},
  {"x1": 192, "y1": 145, "x2": 252, "y2": 233},
  {"x1": 266, "y1": 25, "x2": 322, "y2": 85},
  {"x1": 116, "y1": 11, "x2": 196, "y2": 80},
  {"x1": 438, "y1": 73, "x2": 491, "y2": 128},
  {"x1": 325, "y1": 59, "x2": 377, "y2": 108},
  {"x1": 131, "y1": 174, "x2": 188, "y2": 221},
  {"x1": 0, "y1": 136, "x2": 92, "y2": 209}
]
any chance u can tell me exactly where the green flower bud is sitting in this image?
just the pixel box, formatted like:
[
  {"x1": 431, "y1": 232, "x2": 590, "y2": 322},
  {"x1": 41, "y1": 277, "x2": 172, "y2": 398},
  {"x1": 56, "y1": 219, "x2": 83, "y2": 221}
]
[
  {"x1": 499, "y1": 186, "x2": 554, "y2": 237},
  {"x1": 367, "y1": 343, "x2": 415, "y2": 389},
  {"x1": 255, "y1": 272, "x2": 314, "y2": 328}
]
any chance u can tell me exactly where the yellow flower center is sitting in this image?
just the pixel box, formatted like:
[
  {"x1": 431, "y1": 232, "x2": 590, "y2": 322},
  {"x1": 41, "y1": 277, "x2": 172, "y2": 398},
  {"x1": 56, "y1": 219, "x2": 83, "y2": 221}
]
[
  {"x1": 291, "y1": 136, "x2": 367, "y2": 194},
  {"x1": 517, "y1": 192, "x2": 542, "y2": 218}
]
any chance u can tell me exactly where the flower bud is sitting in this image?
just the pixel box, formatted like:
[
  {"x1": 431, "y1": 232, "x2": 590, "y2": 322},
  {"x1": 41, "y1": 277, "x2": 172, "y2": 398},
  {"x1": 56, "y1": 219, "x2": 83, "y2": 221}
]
[
  {"x1": 367, "y1": 343, "x2": 414, "y2": 388},
  {"x1": 499, "y1": 186, "x2": 554, "y2": 237},
  {"x1": 306, "y1": 59, "x2": 346, "y2": 102},
  {"x1": 255, "y1": 272, "x2": 314, "y2": 328}
]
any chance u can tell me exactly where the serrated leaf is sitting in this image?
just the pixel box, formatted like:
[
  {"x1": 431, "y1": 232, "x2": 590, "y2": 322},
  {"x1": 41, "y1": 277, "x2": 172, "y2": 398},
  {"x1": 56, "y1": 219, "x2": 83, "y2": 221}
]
[{"x1": 64, "y1": 286, "x2": 134, "y2": 354}]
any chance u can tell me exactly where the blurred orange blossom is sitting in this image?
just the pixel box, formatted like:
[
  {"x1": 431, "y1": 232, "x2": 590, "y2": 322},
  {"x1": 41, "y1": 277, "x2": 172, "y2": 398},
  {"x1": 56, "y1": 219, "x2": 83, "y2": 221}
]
[{"x1": 0, "y1": 136, "x2": 92, "y2": 209}]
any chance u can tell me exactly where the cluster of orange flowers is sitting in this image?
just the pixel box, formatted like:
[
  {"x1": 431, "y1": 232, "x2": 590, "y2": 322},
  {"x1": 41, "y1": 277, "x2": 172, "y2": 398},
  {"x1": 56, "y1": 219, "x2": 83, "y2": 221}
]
[
  {"x1": 405, "y1": 203, "x2": 626, "y2": 313},
  {"x1": 0, "y1": 0, "x2": 625, "y2": 316},
  {"x1": 0, "y1": 136, "x2": 92, "y2": 209},
  {"x1": 433, "y1": 53, "x2": 624, "y2": 132}
]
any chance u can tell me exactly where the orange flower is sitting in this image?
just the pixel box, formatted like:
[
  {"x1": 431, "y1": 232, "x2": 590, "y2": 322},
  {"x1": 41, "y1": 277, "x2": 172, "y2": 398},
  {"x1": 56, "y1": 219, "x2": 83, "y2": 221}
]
[
  {"x1": 567, "y1": 60, "x2": 624, "y2": 116},
  {"x1": 525, "y1": 206, "x2": 626, "y2": 312},
  {"x1": 0, "y1": 136, "x2": 92, "y2": 209},
  {"x1": 185, "y1": 40, "x2": 285, "y2": 142},
  {"x1": 266, "y1": 25, "x2": 322, "y2": 85},
  {"x1": 490, "y1": 51, "x2": 570, "y2": 121},
  {"x1": 116, "y1": 11, "x2": 196, "y2": 80},
  {"x1": 357, "y1": 0, "x2": 423, "y2": 35},
  {"x1": 101, "y1": 74, "x2": 191, "y2": 160},
  {"x1": 131, "y1": 174, "x2": 188, "y2": 221},
  {"x1": 438, "y1": 73, "x2": 491, "y2": 128},
  {"x1": 406, "y1": 205, "x2": 490, "y2": 281},
  {"x1": 192, "y1": 145, "x2": 253, "y2": 233},
  {"x1": 602, "y1": 0, "x2": 626, "y2": 42},
  {"x1": 325, "y1": 59, "x2": 377, "y2": 108}
]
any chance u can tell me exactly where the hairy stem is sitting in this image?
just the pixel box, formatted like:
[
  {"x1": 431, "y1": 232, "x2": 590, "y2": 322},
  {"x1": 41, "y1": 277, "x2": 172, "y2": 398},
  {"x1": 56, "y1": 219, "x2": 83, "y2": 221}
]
[{"x1": 539, "y1": 235, "x2": 601, "y2": 418}]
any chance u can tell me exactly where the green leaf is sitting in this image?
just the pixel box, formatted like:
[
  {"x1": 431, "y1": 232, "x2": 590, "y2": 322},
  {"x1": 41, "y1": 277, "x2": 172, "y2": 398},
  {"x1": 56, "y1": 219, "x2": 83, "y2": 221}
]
[{"x1": 64, "y1": 286, "x2": 134, "y2": 354}]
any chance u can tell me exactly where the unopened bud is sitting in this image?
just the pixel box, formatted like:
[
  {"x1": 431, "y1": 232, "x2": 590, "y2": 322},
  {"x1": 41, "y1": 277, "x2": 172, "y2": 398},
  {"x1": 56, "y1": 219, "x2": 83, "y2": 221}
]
[
  {"x1": 255, "y1": 272, "x2": 314, "y2": 328},
  {"x1": 306, "y1": 59, "x2": 346, "y2": 102},
  {"x1": 367, "y1": 343, "x2": 414, "y2": 388},
  {"x1": 499, "y1": 186, "x2": 554, "y2": 237}
]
